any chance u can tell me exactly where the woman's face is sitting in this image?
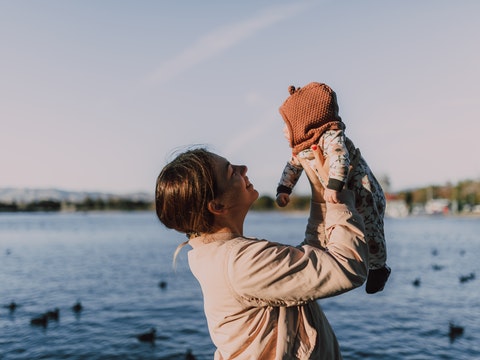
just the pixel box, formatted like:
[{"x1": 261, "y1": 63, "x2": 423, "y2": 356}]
[{"x1": 211, "y1": 154, "x2": 259, "y2": 211}]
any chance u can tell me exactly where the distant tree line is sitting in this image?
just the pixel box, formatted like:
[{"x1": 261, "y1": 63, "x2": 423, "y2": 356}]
[
  {"x1": 252, "y1": 179, "x2": 480, "y2": 212},
  {"x1": 0, "y1": 197, "x2": 153, "y2": 213},
  {"x1": 251, "y1": 195, "x2": 311, "y2": 211},
  {"x1": 1, "y1": 179, "x2": 479, "y2": 213},
  {"x1": 396, "y1": 179, "x2": 480, "y2": 213},
  {"x1": 73, "y1": 197, "x2": 153, "y2": 211}
]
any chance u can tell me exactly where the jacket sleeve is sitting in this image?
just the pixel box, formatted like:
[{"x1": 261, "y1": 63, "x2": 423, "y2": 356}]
[
  {"x1": 302, "y1": 201, "x2": 327, "y2": 249},
  {"x1": 226, "y1": 192, "x2": 368, "y2": 307}
]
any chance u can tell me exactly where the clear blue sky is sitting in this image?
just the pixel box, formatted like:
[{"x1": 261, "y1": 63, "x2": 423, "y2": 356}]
[{"x1": 1, "y1": 1, "x2": 479, "y2": 196}]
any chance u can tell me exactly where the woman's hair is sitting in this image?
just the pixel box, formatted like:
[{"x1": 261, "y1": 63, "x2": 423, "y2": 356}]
[{"x1": 155, "y1": 147, "x2": 220, "y2": 238}]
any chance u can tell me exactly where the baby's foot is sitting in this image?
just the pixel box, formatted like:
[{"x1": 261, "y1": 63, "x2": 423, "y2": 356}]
[{"x1": 365, "y1": 265, "x2": 391, "y2": 294}]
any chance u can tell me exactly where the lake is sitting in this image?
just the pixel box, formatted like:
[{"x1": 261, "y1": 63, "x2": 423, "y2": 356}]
[{"x1": 1, "y1": 212, "x2": 479, "y2": 359}]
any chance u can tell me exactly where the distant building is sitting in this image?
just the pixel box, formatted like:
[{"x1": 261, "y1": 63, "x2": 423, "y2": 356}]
[
  {"x1": 424, "y1": 198, "x2": 450, "y2": 215},
  {"x1": 385, "y1": 199, "x2": 409, "y2": 218},
  {"x1": 385, "y1": 193, "x2": 408, "y2": 218}
]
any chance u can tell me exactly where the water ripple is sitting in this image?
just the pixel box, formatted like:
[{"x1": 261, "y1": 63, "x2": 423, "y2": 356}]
[{"x1": 1, "y1": 213, "x2": 479, "y2": 359}]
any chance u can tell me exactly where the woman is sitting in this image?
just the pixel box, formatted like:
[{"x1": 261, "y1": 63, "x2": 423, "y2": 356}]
[{"x1": 155, "y1": 146, "x2": 369, "y2": 359}]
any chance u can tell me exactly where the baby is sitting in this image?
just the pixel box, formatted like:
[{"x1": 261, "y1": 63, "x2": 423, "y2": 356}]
[{"x1": 275, "y1": 82, "x2": 390, "y2": 294}]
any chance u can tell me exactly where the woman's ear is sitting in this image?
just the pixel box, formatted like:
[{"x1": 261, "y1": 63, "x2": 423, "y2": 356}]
[{"x1": 208, "y1": 200, "x2": 225, "y2": 215}]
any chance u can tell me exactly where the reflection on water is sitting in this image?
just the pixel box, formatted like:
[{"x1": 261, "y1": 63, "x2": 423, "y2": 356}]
[{"x1": 1, "y1": 212, "x2": 479, "y2": 359}]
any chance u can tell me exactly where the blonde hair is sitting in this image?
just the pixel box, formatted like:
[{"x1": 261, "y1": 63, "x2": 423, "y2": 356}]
[{"x1": 155, "y1": 147, "x2": 221, "y2": 263}]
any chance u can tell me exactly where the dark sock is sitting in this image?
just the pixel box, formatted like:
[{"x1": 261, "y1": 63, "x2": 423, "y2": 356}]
[{"x1": 366, "y1": 265, "x2": 391, "y2": 294}]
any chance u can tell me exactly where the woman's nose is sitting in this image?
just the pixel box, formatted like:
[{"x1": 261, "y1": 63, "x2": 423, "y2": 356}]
[{"x1": 237, "y1": 165, "x2": 247, "y2": 175}]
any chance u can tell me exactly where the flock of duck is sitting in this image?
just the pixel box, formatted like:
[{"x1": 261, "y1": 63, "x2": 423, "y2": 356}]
[
  {"x1": 3, "y1": 282, "x2": 197, "y2": 360},
  {"x1": 4, "y1": 243, "x2": 475, "y2": 356},
  {"x1": 411, "y1": 247, "x2": 476, "y2": 342},
  {"x1": 3, "y1": 246, "x2": 197, "y2": 357},
  {"x1": 4, "y1": 300, "x2": 82, "y2": 328}
]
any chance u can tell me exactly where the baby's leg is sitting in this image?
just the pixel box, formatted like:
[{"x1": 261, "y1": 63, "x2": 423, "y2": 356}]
[
  {"x1": 349, "y1": 172, "x2": 387, "y2": 269},
  {"x1": 348, "y1": 167, "x2": 390, "y2": 293}
]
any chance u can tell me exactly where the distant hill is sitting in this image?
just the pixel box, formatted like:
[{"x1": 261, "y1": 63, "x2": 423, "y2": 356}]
[{"x1": 0, "y1": 187, "x2": 152, "y2": 204}]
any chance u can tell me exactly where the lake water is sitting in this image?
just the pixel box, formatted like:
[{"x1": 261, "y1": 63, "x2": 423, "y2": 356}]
[{"x1": 0, "y1": 211, "x2": 479, "y2": 360}]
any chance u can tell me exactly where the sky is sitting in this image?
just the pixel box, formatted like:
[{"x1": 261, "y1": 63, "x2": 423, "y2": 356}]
[{"x1": 1, "y1": 0, "x2": 479, "y2": 197}]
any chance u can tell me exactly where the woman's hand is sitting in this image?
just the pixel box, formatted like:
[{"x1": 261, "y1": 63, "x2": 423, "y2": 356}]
[
  {"x1": 324, "y1": 188, "x2": 340, "y2": 204},
  {"x1": 297, "y1": 145, "x2": 329, "y2": 203}
]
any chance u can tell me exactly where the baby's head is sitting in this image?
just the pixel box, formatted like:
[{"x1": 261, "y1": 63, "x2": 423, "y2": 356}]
[{"x1": 279, "y1": 82, "x2": 343, "y2": 153}]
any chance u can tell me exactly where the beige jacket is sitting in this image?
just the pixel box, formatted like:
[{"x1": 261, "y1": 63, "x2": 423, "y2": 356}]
[{"x1": 188, "y1": 195, "x2": 368, "y2": 359}]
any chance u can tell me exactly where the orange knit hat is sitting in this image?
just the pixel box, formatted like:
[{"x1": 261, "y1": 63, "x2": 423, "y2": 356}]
[{"x1": 279, "y1": 82, "x2": 344, "y2": 154}]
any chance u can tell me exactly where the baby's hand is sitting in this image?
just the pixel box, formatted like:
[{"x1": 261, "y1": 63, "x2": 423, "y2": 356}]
[
  {"x1": 324, "y1": 188, "x2": 341, "y2": 204},
  {"x1": 276, "y1": 193, "x2": 290, "y2": 207}
]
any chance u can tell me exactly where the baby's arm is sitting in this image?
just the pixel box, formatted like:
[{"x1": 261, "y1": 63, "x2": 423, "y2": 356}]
[
  {"x1": 276, "y1": 157, "x2": 303, "y2": 207},
  {"x1": 321, "y1": 129, "x2": 350, "y2": 203}
]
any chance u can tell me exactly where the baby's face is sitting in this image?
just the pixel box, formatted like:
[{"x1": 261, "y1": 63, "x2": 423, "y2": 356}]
[{"x1": 283, "y1": 124, "x2": 291, "y2": 142}]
